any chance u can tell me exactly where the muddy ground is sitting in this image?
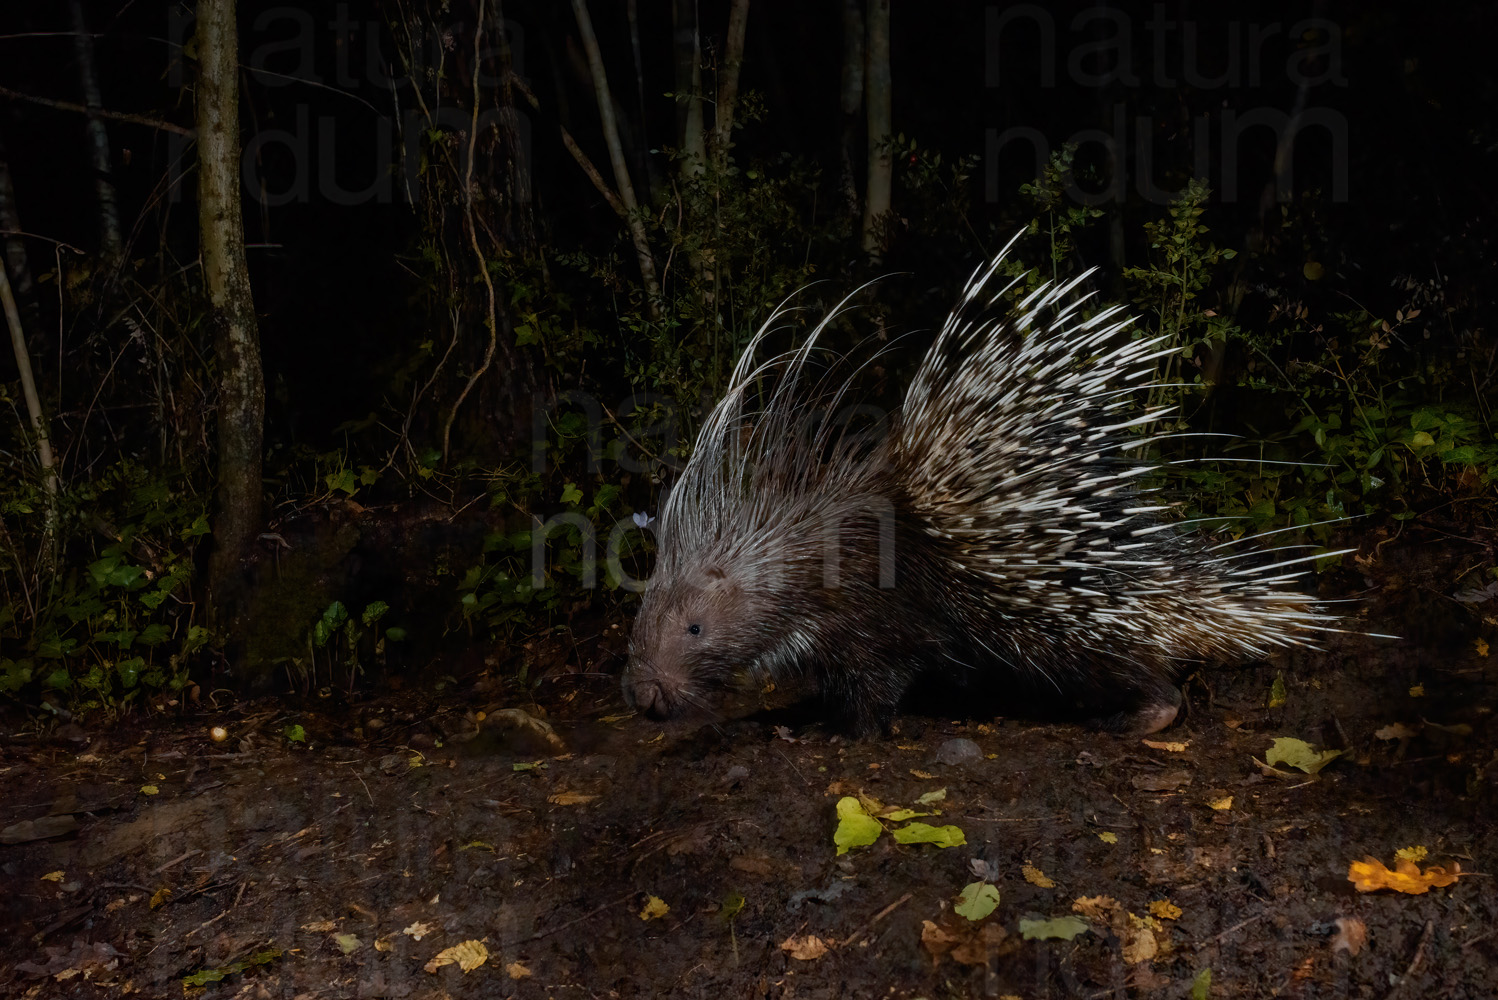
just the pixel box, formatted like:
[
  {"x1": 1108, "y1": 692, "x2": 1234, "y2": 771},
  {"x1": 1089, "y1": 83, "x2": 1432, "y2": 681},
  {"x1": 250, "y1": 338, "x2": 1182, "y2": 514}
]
[{"x1": 2, "y1": 529, "x2": 1497, "y2": 999}]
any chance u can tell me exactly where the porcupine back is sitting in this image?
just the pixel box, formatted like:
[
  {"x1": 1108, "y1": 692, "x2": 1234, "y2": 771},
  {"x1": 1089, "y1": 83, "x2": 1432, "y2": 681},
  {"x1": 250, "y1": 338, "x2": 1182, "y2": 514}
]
[{"x1": 621, "y1": 245, "x2": 1339, "y2": 735}]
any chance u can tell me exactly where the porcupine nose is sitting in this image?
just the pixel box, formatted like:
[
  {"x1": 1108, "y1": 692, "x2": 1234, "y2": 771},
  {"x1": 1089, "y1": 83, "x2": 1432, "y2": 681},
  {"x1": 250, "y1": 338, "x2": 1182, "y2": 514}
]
[{"x1": 622, "y1": 664, "x2": 674, "y2": 719}]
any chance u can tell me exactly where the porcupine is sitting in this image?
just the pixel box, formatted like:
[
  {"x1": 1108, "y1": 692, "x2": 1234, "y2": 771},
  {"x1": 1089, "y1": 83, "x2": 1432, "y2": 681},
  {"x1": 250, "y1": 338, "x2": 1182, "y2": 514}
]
[{"x1": 620, "y1": 243, "x2": 1340, "y2": 736}]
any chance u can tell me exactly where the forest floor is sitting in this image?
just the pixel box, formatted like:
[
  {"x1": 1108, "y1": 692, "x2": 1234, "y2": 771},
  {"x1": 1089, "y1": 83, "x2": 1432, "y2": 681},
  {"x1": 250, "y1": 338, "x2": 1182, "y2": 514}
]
[{"x1": 2, "y1": 527, "x2": 1497, "y2": 999}]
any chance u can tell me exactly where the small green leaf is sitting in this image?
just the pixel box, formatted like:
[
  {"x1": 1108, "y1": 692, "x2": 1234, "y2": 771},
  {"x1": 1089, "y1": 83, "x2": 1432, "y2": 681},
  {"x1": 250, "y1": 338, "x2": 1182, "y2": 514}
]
[
  {"x1": 1268, "y1": 674, "x2": 1288, "y2": 709},
  {"x1": 284, "y1": 724, "x2": 306, "y2": 743},
  {"x1": 1191, "y1": 967, "x2": 1212, "y2": 1000},
  {"x1": 833, "y1": 796, "x2": 883, "y2": 855},
  {"x1": 954, "y1": 881, "x2": 1000, "y2": 921},
  {"x1": 1019, "y1": 915, "x2": 1090, "y2": 941},
  {"x1": 890, "y1": 822, "x2": 966, "y2": 848}
]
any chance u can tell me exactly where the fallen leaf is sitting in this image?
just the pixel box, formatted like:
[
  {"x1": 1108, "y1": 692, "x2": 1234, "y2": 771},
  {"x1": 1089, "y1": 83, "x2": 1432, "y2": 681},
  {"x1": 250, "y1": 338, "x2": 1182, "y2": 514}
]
[
  {"x1": 424, "y1": 940, "x2": 488, "y2": 974},
  {"x1": 402, "y1": 921, "x2": 435, "y2": 940},
  {"x1": 301, "y1": 920, "x2": 337, "y2": 933},
  {"x1": 1120, "y1": 925, "x2": 1158, "y2": 964},
  {"x1": 1394, "y1": 845, "x2": 1428, "y2": 862},
  {"x1": 40, "y1": 870, "x2": 65, "y2": 882},
  {"x1": 954, "y1": 881, "x2": 1000, "y2": 921},
  {"x1": 506, "y1": 961, "x2": 532, "y2": 979},
  {"x1": 639, "y1": 895, "x2": 670, "y2": 920},
  {"x1": 1131, "y1": 769, "x2": 1193, "y2": 791},
  {"x1": 1347, "y1": 856, "x2": 1463, "y2": 894},
  {"x1": 1330, "y1": 916, "x2": 1367, "y2": 956},
  {"x1": 1071, "y1": 896, "x2": 1119, "y2": 920},
  {"x1": 1269, "y1": 674, "x2": 1288, "y2": 708},
  {"x1": 1142, "y1": 739, "x2": 1189, "y2": 752},
  {"x1": 884, "y1": 808, "x2": 934, "y2": 821},
  {"x1": 833, "y1": 796, "x2": 883, "y2": 855},
  {"x1": 334, "y1": 934, "x2": 362, "y2": 954},
  {"x1": 547, "y1": 791, "x2": 598, "y2": 806},
  {"x1": 891, "y1": 821, "x2": 966, "y2": 848},
  {"x1": 917, "y1": 787, "x2": 948, "y2": 804},
  {"x1": 1148, "y1": 900, "x2": 1182, "y2": 920},
  {"x1": 1374, "y1": 722, "x2": 1418, "y2": 741},
  {"x1": 1019, "y1": 916, "x2": 1089, "y2": 941},
  {"x1": 920, "y1": 919, "x2": 959, "y2": 959},
  {"x1": 1409, "y1": 684, "x2": 1425, "y2": 698},
  {"x1": 951, "y1": 922, "x2": 1008, "y2": 966},
  {"x1": 909, "y1": 769, "x2": 936, "y2": 779},
  {"x1": 1264, "y1": 737, "x2": 1343, "y2": 774},
  {"x1": 1207, "y1": 796, "x2": 1233, "y2": 811},
  {"x1": 780, "y1": 934, "x2": 829, "y2": 961},
  {"x1": 1476, "y1": 638, "x2": 1490, "y2": 657},
  {"x1": 1022, "y1": 864, "x2": 1055, "y2": 888},
  {"x1": 1191, "y1": 968, "x2": 1212, "y2": 1000},
  {"x1": 1097, "y1": 831, "x2": 1118, "y2": 844}
]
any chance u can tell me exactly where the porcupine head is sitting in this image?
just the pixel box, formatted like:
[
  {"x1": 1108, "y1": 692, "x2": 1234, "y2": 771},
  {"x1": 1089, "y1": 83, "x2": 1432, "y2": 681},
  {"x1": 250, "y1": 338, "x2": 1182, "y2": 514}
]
[{"x1": 621, "y1": 309, "x2": 904, "y2": 725}]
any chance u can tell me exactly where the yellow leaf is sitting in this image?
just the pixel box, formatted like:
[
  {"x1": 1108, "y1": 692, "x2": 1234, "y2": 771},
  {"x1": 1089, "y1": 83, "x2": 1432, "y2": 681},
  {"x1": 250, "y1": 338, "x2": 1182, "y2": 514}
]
[
  {"x1": 1142, "y1": 738, "x2": 1189, "y2": 752},
  {"x1": 1409, "y1": 684, "x2": 1425, "y2": 697},
  {"x1": 1148, "y1": 899, "x2": 1182, "y2": 920},
  {"x1": 1394, "y1": 845, "x2": 1428, "y2": 862},
  {"x1": 424, "y1": 939, "x2": 489, "y2": 974},
  {"x1": 890, "y1": 821, "x2": 966, "y2": 848},
  {"x1": 639, "y1": 895, "x2": 670, "y2": 920},
  {"x1": 1347, "y1": 856, "x2": 1462, "y2": 894},
  {"x1": 40, "y1": 870, "x2": 65, "y2": 882},
  {"x1": 1475, "y1": 638, "x2": 1489, "y2": 657},
  {"x1": 1207, "y1": 796, "x2": 1233, "y2": 811},
  {"x1": 1264, "y1": 737, "x2": 1343, "y2": 774},
  {"x1": 1022, "y1": 864, "x2": 1056, "y2": 888},
  {"x1": 140, "y1": 785, "x2": 159, "y2": 796},
  {"x1": 1097, "y1": 831, "x2": 1118, "y2": 844}
]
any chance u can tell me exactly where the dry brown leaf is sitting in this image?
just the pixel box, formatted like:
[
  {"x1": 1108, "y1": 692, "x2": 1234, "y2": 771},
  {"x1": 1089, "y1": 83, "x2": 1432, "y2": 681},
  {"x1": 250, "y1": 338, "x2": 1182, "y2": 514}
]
[
  {"x1": 920, "y1": 919, "x2": 960, "y2": 960},
  {"x1": 1330, "y1": 916, "x2": 1367, "y2": 956},
  {"x1": 1071, "y1": 896, "x2": 1119, "y2": 920},
  {"x1": 780, "y1": 934, "x2": 829, "y2": 961},
  {"x1": 1120, "y1": 925, "x2": 1158, "y2": 964},
  {"x1": 1374, "y1": 722, "x2": 1419, "y2": 741},
  {"x1": 547, "y1": 791, "x2": 598, "y2": 806},
  {"x1": 1347, "y1": 856, "x2": 1463, "y2": 894},
  {"x1": 506, "y1": 961, "x2": 532, "y2": 979},
  {"x1": 950, "y1": 923, "x2": 1008, "y2": 966},
  {"x1": 1141, "y1": 738, "x2": 1189, "y2": 752},
  {"x1": 1131, "y1": 770, "x2": 1192, "y2": 792}
]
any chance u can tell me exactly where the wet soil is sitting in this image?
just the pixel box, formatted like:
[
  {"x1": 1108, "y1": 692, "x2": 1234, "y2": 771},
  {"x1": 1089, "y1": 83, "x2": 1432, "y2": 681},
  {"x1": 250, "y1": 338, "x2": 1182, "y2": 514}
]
[{"x1": 2, "y1": 530, "x2": 1497, "y2": 999}]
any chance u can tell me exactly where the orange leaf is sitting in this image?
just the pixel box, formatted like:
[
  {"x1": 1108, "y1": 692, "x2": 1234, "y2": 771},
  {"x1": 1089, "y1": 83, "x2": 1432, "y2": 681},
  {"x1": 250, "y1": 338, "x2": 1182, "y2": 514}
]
[{"x1": 1347, "y1": 856, "x2": 1463, "y2": 894}]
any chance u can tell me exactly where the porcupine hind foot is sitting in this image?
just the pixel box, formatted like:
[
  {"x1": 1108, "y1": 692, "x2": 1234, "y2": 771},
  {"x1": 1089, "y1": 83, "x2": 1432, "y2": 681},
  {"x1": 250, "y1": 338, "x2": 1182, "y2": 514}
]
[{"x1": 1085, "y1": 684, "x2": 1182, "y2": 735}]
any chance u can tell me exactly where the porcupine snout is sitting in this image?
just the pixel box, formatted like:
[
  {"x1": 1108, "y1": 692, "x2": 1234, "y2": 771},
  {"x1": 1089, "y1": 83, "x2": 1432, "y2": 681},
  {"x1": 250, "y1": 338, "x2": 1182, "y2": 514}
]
[{"x1": 620, "y1": 658, "x2": 685, "y2": 720}]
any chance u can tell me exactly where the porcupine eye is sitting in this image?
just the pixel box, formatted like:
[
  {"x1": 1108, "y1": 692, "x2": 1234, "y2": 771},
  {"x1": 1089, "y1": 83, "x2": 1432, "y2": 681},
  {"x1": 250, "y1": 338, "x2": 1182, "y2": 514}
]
[{"x1": 687, "y1": 624, "x2": 701, "y2": 635}]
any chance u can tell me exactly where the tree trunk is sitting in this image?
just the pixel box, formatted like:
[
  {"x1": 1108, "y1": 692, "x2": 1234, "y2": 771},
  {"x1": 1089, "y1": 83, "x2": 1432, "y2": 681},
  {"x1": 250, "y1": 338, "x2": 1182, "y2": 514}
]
[
  {"x1": 861, "y1": 0, "x2": 892, "y2": 258},
  {"x1": 672, "y1": 0, "x2": 705, "y2": 175},
  {"x1": 572, "y1": 0, "x2": 660, "y2": 316},
  {"x1": 712, "y1": 0, "x2": 752, "y2": 173},
  {"x1": 0, "y1": 127, "x2": 41, "y2": 343},
  {"x1": 196, "y1": 0, "x2": 265, "y2": 624},
  {"x1": 838, "y1": 0, "x2": 865, "y2": 218},
  {"x1": 69, "y1": 0, "x2": 123, "y2": 262}
]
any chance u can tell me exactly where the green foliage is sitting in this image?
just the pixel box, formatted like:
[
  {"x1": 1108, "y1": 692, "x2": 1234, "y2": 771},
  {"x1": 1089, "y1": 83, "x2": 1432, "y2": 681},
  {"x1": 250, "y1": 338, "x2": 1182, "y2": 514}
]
[{"x1": 0, "y1": 461, "x2": 207, "y2": 713}]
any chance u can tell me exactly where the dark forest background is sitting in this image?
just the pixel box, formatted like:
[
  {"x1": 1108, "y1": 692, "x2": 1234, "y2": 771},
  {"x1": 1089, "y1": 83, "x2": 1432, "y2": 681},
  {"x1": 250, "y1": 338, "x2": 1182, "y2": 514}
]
[{"x1": 0, "y1": 0, "x2": 1493, "y2": 715}]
